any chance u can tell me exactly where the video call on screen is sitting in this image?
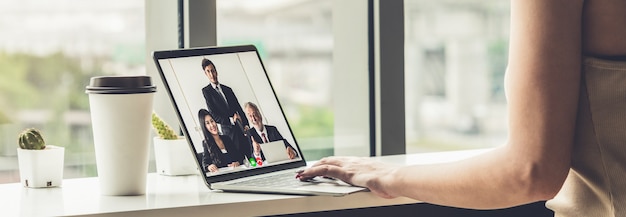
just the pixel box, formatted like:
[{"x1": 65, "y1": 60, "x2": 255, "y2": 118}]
[{"x1": 158, "y1": 50, "x2": 301, "y2": 177}]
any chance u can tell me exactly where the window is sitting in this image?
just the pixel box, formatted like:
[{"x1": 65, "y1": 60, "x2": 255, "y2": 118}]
[
  {"x1": 216, "y1": 0, "x2": 348, "y2": 160},
  {"x1": 404, "y1": 0, "x2": 511, "y2": 153},
  {"x1": 0, "y1": 0, "x2": 145, "y2": 183},
  {"x1": 0, "y1": 0, "x2": 511, "y2": 185},
  {"x1": 1, "y1": 0, "x2": 369, "y2": 184}
]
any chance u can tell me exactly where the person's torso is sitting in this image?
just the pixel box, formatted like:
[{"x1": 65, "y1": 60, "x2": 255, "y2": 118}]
[{"x1": 546, "y1": 57, "x2": 626, "y2": 216}]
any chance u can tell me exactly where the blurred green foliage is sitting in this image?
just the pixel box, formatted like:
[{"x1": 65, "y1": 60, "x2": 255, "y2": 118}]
[
  {"x1": 287, "y1": 105, "x2": 334, "y2": 139},
  {"x1": 1, "y1": 49, "x2": 142, "y2": 177},
  {"x1": 0, "y1": 52, "x2": 97, "y2": 110},
  {"x1": 286, "y1": 104, "x2": 334, "y2": 160},
  {"x1": 0, "y1": 51, "x2": 105, "y2": 157}
]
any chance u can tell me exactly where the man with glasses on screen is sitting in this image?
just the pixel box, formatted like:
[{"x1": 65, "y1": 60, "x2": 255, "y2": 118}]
[{"x1": 244, "y1": 102, "x2": 298, "y2": 162}]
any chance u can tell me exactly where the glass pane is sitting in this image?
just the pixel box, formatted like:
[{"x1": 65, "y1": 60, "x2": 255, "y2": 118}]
[
  {"x1": 216, "y1": 0, "x2": 335, "y2": 160},
  {"x1": 404, "y1": 0, "x2": 511, "y2": 153},
  {"x1": 0, "y1": 1, "x2": 145, "y2": 184}
]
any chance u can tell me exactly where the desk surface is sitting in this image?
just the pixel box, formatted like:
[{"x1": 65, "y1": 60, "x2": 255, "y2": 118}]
[{"x1": 0, "y1": 149, "x2": 489, "y2": 217}]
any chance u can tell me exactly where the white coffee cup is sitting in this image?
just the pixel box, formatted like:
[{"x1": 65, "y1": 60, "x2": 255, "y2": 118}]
[{"x1": 86, "y1": 76, "x2": 156, "y2": 196}]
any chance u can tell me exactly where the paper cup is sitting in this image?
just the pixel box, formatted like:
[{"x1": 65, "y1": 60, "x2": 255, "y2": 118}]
[{"x1": 86, "y1": 76, "x2": 156, "y2": 196}]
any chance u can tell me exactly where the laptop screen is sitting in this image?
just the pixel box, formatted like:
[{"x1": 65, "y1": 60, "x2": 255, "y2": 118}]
[{"x1": 153, "y1": 45, "x2": 306, "y2": 184}]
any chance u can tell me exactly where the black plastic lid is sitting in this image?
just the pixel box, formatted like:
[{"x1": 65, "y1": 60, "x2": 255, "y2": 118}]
[{"x1": 85, "y1": 76, "x2": 156, "y2": 94}]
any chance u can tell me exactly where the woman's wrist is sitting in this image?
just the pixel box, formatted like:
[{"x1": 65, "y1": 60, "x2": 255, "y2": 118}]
[
  {"x1": 384, "y1": 166, "x2": 403, "y2": 198},
  {"x1": 366, "y1": 165, "x2": 402, "y2": 199}
]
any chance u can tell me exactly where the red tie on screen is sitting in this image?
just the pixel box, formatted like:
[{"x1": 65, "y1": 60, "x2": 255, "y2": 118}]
[{"x1": 261, "y1": 132, "x2": 268, "y2": 143}]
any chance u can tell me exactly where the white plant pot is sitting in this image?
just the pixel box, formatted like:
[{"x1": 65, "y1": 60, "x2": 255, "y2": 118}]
[
  {"x1": 153, "y1": 137, "x2": 198, "y2": 176},
  {"x1": 17, "y1": 145, "x2": 64, "y2": 188}
]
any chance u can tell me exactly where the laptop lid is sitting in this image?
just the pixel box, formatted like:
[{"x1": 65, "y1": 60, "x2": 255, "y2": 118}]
[
  {"x1": 260, "y1": 140, "x2": 292, "y2": 164},
  {"x1": 152, "y1": 45, "x2": 307, "y2": 186}
]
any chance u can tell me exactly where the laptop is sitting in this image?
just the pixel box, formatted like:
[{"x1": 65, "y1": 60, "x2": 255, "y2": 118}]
[
  {"x1": 152, "y1": 45, "x2": 366, "y2": 196},
  {"x1": 260, "y1": 140, "x2": 291, "y2": 164}
]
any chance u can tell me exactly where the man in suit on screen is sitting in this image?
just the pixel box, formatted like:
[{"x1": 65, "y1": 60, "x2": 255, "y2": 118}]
[
  {"x1": 201, "y1": 58, "x2": 249, "y2": 132},
  {"x1": 244, "y1": 102, "x2": 298, "y2": 161}
]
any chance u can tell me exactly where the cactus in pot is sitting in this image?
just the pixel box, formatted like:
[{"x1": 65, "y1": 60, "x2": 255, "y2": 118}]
[
  {"x1": 18, "y1": 128, "x2": 46, "y2": 150},
  {"x1": 151, "y1": 112, "x2": 196, "y2": 175},
  {"x1": 151, "y1": 112, "x2": 178, "y2": 140},
  {"x1": 17, "y1": 127, "x2": 64, "y2": 188}
]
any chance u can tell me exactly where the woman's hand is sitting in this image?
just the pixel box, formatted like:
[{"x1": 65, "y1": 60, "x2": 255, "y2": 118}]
[
  {"x1": 228, "y1": 161, "x2": 240, "y2": 168},
  {"x1": 207, "y1": 164, "x2": 219, "y2": 173},
  {"x1": 296, "y1": 156, "x2": 400, "y2": 199},
  {"x1": 251, "y1": 136, "x2": 261, "y2": 155},
  {"x1": 286, "y1": 146, "x2": 297, "y2": 159}
]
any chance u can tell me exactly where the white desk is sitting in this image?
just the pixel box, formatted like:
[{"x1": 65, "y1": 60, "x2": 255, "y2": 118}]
[{"x1": 0, "y1": 149, "x2": 490, "y2": 217}]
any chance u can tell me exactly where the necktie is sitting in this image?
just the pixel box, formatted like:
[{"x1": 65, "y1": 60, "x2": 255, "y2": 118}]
[
  {"x1": 215, "y1": 86, "x2": 228, "y2": 105},
  {"x1": 261, "y1": 132, "x2": 268, "y2": 143}
]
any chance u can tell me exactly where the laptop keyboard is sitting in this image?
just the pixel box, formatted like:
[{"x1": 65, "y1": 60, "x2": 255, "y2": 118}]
[{"x1": 229, "y1": 172, "x2": 311, "y2": 189}]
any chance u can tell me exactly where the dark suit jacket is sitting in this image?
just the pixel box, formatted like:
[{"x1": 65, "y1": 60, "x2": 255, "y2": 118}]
[
  {"x1": 202, "y1": 84, "x2": 249, "y2": 127},
  {"x1": 201, "y1": 135, "x2": 245, "y2": 172},
  {"x1": 248, "y1": 125, "x2": 298, "y2": 161}
]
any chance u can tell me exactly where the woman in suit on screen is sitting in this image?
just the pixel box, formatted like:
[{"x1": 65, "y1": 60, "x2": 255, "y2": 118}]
[{"x1": 198, "y1": 109, "x2": 246, "y2": 173}]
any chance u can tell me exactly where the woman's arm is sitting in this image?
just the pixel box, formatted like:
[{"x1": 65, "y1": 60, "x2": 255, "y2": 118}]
[
  {"x1": 299, "y1": 0, "x2": 583, "y2": 209},
  {"x1": 202, "y1": 140, "x2": 224, "y2": 170}
]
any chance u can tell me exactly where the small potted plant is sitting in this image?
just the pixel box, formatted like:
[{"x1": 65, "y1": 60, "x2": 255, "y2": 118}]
[
  {"x1": 151, "y1": 112, "x2": 197, "y2": 176},
  {"x1": 17, "y1": 128, "x2": 64, "y2": 188}
]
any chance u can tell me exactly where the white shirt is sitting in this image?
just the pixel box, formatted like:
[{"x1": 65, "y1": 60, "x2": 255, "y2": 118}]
[{"x1": 254, "y1": 126, "x2": 267, "y2": 143}]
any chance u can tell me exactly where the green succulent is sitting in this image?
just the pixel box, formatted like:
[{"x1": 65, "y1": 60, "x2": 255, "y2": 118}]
[
  {"x1": 18, "y1": 128, "x2": 46, "y2": 150},
  {"x1": 151, "y1": 112, "x2": 178, "y2": 140}
]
